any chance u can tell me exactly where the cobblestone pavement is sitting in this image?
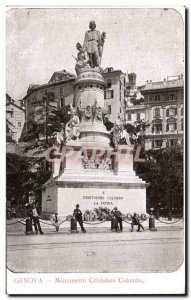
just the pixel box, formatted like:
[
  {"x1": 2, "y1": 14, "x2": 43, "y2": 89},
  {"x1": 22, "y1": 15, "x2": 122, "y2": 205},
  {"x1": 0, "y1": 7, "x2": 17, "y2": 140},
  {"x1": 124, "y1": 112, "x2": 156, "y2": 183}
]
[{"x1": 7, "y1": 224, "x2": 184, "y2": 273}]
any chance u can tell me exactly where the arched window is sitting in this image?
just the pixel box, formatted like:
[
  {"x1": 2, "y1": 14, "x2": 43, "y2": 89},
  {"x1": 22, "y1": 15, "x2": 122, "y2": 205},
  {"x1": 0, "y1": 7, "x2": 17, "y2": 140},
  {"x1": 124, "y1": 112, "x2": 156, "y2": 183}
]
[
  {"x1": 167, "y1": 118, "x2": 177, "y2": 132},
  {"x1": 153, "y1": 107, "x2": 160, "y2": 117}
]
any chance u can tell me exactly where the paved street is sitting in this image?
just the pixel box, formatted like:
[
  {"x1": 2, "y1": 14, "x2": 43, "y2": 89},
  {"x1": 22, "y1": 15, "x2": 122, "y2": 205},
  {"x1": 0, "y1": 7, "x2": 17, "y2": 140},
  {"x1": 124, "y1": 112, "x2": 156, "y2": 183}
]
[{"x1": 7, "y1": 224, "x2": 184, "y2": 273}]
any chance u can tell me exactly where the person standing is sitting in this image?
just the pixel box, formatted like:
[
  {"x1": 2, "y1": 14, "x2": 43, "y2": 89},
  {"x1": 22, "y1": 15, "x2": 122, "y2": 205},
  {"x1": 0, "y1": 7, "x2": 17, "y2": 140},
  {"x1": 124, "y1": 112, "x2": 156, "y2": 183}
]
[
  {"x1": 25, "y1": 192, "x2": 44, "y2": 235},
  {"x1": 131, "y1": 212, "x2": 145, "y2": 232},
  {"x1": 112, "y1": 207, "x2": 123, "y2": 232},
  {"x1": 83, "y1": 20, "x2": 102, "y2": 68},
  {"x1": 51, "y1": 213, "x2": 60, "y2": 232},
  {"x1": 73, "y1": 204, "x2": 86, "y2": 233}
]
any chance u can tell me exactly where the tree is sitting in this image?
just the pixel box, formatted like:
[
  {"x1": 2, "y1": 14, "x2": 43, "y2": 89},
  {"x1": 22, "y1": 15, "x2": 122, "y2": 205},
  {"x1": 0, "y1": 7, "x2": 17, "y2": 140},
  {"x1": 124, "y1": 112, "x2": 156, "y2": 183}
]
[
  {"x1": 7, "y1": 94, "x2": 71, "y2": 211},
  {"x1": 135, "y1": 145, "x2": 183, "y2": 211}
]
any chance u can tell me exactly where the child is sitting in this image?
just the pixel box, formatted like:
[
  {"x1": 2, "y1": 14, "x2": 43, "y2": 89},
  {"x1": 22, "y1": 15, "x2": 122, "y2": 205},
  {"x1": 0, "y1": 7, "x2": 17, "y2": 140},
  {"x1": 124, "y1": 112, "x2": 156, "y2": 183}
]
[{"x1": 51, "y1": 213, "x2": 60, "y2": 232}]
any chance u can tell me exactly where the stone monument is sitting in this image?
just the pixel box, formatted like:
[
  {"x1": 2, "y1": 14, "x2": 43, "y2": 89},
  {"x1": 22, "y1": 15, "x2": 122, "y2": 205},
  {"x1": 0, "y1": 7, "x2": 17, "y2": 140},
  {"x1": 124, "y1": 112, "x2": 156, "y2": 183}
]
[{"x1": 42, "y1": 21, "x2": 147, "y2": 219}]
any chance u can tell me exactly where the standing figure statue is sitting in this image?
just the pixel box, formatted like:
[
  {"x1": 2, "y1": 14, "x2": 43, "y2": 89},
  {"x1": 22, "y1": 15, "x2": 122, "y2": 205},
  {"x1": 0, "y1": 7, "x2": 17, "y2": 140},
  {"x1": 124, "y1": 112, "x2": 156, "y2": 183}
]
[
  {"x1": 84, "y1": 20, "x2": 105, "y2": 68},
  {"x1": 65, "y1": 105, "x2": 80, "y2": 142}
]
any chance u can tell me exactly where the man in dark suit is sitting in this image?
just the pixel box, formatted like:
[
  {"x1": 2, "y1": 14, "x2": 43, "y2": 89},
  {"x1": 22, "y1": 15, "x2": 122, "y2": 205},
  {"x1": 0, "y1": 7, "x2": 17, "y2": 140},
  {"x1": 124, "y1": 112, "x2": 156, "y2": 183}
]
[
  {"x1": 112, "y1": 207, "x2": 123, "y2": 232},
  {"x1": 73, "y1": 204, "x2": 86, "y2": 233},
  {"x1": 131, "y1": 212, "x2": 145, "y2": 232},
  {"x1": 25, "y1": 192, "x2": 44, "y2": 235}
]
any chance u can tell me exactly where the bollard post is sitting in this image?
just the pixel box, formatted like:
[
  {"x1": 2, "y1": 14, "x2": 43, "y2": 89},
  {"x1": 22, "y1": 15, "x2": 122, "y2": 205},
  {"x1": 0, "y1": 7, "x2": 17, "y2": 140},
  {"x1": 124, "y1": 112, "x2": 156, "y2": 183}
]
[
  {"x1": 155, "y1": 209, "x2": 159, "y2": 220},
  {"x1": 70, "y1": 217, "x2": 79, "y2": 234},
  {"x1": 168, "y1": 210, "x2": 172, "y2": 221},
  {"x1": 149, "y1": 208, "x2": 157, "y2": 231},
  {"x1": 111, "y1": 217, "x2": 118, "y2": 232},
  {"x1": 25, "y1": 217, "x2": 33, "y2": 235}
]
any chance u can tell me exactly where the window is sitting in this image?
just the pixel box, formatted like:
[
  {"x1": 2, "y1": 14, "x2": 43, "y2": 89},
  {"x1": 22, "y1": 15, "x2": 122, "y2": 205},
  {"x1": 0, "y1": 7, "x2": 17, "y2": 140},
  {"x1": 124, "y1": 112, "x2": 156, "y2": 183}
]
[
  {"x1": 108, "y1": 105, "x2": 111, "y2": 114},
  {"x1": 107, "y1": 80, "x2": 112, "y2": 89},
  {"x1": 155, "y1": 95, "x2": 161, "y2": 102},
  {"x1": 166, "y1": 122, "x2": 177, "y2": 132},
  {"x1": 18, "y1": 122, "x2": 22, "y2": 127},
  {"x1": 155, "y1": 140, "x2": 163, "y2": 147},
  {"x1": 153, "y1": 107, "x2": 160, "y2": 118},
  {"x1": 152, "y1": 140, "x2": 163, "y2": 148},
  {"x1": 166, "y1": 107, "x2": 177, "y2": 117},
  {"x1": 60, "y1": 98, "x2": 65, "y2": 108},
  {"x1": 181, "y1": 107, "x2": 183, "y2": 116},
  {"x1": 155, "y1": 124, "x2": 162, "y2": 133},
  {"x1": 48, "y1": 92, "x2": 55, "y2": 101},
  {"x1": 137, "y1": 112, "x2": 140, "y2": 121},
  {"x1": 168, "y1": 93, "x2": 177, "y2": 101},
  {"x1": 104, "y1": 90, "x2": 114, "y2": 99},
  {"x1": 169, "y1": 139, "x2": 178, "y2": 147},
  {"x1": 127, "y1": 112, "x2": 131, "y2": 121},
  {"x1": 60, "y1": 87, "x2": 63, "y2": 96}
]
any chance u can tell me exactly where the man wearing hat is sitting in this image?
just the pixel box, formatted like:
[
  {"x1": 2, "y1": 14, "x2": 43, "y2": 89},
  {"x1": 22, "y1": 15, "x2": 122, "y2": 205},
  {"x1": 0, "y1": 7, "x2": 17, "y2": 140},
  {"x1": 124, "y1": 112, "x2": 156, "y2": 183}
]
[
  {"x1": 25, "y1": 192, "x2": 44, "y2": 235},
  {"x1": 112, "y1": 207, "x2": 123, "y2": 232},
  {"x1": 131, "y1": 212, "x2": 145, "y2": 232},
  {"x1": 73, "y1": 204, "x2": 86, "y2": 233}
]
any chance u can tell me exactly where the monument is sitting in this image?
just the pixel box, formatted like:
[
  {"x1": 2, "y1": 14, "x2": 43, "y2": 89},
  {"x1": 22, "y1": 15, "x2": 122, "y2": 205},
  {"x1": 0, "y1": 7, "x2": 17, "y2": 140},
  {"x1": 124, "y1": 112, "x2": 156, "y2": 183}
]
[{"x1": 41, "y1": 20, "x2": 147, "y2": 219}]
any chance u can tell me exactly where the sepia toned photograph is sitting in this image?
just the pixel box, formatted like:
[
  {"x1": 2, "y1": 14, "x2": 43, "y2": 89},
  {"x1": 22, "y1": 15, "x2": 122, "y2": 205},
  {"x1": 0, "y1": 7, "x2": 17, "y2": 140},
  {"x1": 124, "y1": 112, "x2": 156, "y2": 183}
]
[{"x1": 6, "y1": 6, "x2": 185, "y2": 295}]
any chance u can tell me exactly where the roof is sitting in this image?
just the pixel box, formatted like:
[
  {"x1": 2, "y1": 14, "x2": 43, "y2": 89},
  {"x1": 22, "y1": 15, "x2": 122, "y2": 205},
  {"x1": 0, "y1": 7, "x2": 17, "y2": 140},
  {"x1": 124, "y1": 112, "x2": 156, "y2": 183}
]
[
  {"x1": 49, "y1": 69, "x2": 76, "y2": 83},
  {"x1": 6, "y1": 93, "x2": 15, "y2": 105},
  {"x1": 24, "y1": 70, "x2": 76, "y2": 100},
  {"x1": 139, "y1": 78, "x2": 184, "y2": 91},
  {"x1": 103, "y1": 68, "x2": 123, "y2": 75},
  {"x1": 6, "y1": 101, "x2": 25, "y2": 112}
]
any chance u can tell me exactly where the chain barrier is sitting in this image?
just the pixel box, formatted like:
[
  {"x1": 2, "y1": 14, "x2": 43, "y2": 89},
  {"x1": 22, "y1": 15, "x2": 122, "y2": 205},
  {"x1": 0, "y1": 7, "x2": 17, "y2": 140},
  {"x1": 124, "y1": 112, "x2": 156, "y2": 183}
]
[
  {"x1": 57, "y1": 218, "x2": 71, "y2": 226},
  {"x1": 7, "y1": 219, "x2": 26, "y2": 226},
  {"x1": 122, "y1": 217, "x2": 132, "y2": 224},
  {"x1": 19, "y1": 220, "x2": 26, "y2": 225},
  {"x1": 39, "y1": 219, "x2": 55, "y2": 227},
  {"x1": 155, "y1": 217, "x2": 183, "y2": 224},
  {"x1": 83, "y1": 219, "x2": 107, "y2": 225},
  {"x1": 6, "y1": 215, "x2": 183, "y2": 228}
]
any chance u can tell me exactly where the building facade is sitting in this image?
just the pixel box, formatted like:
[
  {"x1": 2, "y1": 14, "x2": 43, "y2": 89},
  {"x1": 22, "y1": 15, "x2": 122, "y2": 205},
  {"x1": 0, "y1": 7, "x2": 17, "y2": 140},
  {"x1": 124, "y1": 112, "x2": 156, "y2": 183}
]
[
  {"x1": 139, "y1": 75, "x2": 184, "y2": 150},
  {"x1": 22, "y1": 70, "x2": 76, "y2": 136},
  {"x1": 103, "y1": 67, "x2": 126, "y2": 123},
  {"x1": 6, "y1": 94, "x2": 25, "y2": 142},
  {"x1": 22, "y1": 68, "x2": 127, "y2": 136}
]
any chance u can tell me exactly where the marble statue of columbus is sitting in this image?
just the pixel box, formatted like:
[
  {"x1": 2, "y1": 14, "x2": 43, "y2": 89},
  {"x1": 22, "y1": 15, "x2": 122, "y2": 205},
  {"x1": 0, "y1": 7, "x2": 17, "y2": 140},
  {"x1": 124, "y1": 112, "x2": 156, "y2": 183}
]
[{"x1": 83, "y1": 20, "x2": 102, "y2": 68}]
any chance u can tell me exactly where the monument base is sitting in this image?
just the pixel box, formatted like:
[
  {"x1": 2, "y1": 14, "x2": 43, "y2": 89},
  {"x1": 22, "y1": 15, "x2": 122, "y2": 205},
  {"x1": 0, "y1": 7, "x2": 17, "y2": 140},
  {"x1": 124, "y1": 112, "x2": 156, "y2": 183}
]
[{"x1": 41, "y1": 173, "x2": 146, "y2": 219}]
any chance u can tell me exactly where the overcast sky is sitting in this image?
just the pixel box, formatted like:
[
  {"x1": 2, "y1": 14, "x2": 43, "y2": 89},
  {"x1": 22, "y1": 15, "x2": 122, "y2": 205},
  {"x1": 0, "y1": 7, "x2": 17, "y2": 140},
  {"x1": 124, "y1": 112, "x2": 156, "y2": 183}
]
[{"x1": 6, "y1": 7, "x2": 184, "y2": 100}]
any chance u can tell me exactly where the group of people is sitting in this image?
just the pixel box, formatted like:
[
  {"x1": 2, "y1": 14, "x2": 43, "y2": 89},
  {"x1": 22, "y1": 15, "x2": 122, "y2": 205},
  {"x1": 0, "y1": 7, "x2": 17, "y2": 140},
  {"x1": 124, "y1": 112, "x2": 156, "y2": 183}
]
[
  {"x1": 25, "y1": 193, "x2": 144, "y2": 234},
  {"x1": 73, "y1": 205, "x2": 145, "y2": 234},
  {"x1": 111, "y1": 207, "x2": 145, "y2": 233}
]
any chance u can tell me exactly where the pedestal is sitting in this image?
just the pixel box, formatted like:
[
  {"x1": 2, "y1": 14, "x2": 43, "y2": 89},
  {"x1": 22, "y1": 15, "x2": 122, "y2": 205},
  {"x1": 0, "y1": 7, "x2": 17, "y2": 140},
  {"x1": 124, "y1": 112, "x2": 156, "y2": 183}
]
[{"x1": 42, "y1": 68, "x2": 147, "y2": 219}]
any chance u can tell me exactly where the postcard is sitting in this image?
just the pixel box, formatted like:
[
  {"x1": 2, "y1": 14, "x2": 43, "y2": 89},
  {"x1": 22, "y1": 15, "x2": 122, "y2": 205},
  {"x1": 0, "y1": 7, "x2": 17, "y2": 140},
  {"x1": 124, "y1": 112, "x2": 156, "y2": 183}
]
[{"x1": 6, "y1": 6, "x2": 185, "y2": 295}]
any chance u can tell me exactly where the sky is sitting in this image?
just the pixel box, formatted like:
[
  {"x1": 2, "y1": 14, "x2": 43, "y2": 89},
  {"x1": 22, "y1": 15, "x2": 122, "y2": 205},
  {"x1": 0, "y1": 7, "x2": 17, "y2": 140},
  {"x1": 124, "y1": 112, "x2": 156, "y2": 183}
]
[{"x1": 6, "y1": 7, "x2": 184, "y2": 100}]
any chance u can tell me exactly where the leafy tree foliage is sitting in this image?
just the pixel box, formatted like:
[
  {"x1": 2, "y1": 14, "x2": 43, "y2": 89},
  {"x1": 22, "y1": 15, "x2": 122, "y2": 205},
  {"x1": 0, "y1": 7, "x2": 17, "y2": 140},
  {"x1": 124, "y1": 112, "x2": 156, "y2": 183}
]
[{"x1": 135, "y1": 145, "x2": 183, "y2": 210}]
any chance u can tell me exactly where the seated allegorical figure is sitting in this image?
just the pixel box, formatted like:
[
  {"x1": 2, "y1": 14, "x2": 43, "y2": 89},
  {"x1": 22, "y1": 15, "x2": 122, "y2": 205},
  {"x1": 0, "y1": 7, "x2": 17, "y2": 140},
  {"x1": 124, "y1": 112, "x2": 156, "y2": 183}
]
[
  {"x1": 75, "y1": 42, "x2": 90, "y2": 73},
  {"x1": 65, "y1": 105, "x2": 80, "y2": 142}
]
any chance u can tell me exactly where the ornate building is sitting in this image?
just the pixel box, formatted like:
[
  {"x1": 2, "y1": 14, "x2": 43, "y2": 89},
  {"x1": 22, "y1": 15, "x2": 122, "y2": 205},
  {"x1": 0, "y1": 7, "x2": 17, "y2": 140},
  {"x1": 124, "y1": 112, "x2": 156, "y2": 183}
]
[
  {"x1": 139, "y1": 75, "x2": 184, "y2": 150},
  {"x1": 21, "y1": 69, "x2": 76, "y2": 136},
  {"x1": 21, "y1": 67, "x2": 127, "y2": 137}
]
